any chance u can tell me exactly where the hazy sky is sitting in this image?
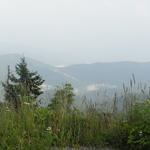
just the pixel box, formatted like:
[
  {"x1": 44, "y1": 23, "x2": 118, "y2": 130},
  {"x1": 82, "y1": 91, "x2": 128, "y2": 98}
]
[{"x1": 0, "y1": 0, "x2": 150, "y2": 66}]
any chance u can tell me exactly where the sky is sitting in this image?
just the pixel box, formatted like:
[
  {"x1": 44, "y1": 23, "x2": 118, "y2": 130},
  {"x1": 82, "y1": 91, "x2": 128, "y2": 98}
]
[{"x1": 0, "y1": 0, "x2": 150, "y2": 66}]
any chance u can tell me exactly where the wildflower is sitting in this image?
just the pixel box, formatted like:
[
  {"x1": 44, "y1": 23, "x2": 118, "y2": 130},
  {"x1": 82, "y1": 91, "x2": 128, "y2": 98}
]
[
  {"x1": 23, "y1": 102, "x2": 30, "y2": 105},
  {"x1": 139, "y1": 131, "x2": 143, "y2": 137},
  {"x1": 46, "y1": 126, "x2": 52, "y2": 132}
]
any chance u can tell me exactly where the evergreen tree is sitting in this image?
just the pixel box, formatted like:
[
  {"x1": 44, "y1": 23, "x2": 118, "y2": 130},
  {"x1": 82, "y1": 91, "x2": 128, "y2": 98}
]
[
  {"x1": 49, "y1": 83, "x2": 75, "y2": 112},
  {"x1": 2, "y1": 66, "x2": 19, "y2": 109},
  {"x1": 2, "y1": 57, "x2": 44, "y2": 108}
]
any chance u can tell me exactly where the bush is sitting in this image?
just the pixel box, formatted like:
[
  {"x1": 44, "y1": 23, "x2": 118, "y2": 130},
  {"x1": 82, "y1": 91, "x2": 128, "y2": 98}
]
[{"x1": 125, "y1": 99, "x2": 150, "y2": 150}]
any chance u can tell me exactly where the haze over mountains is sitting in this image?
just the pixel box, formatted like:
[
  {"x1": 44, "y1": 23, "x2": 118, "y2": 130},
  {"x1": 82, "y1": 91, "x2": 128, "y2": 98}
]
[
  {"x1": 61, "y1": 62, "x2": 150, "y2": 85},
  {"x1": 1, "y1": 54, "x2": 150, "y2": 93},
  {"x1": 0, "y1": 54, "x2": 79, "y2": 86}
]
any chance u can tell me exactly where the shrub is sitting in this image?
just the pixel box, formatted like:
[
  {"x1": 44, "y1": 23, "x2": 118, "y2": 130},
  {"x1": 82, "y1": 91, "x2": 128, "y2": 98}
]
[{"x1": 126, "y1": 99, "x2": 150, "y2": 150}]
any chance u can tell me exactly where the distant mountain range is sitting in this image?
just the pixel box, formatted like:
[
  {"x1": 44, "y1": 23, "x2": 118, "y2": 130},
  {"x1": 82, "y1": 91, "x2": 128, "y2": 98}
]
[
  {"x1": 61, "y1": 62, "x2": 150, "y2": 85},
  {"x1": 1, "y1": 54, "x2": 150, "y2": 90},
  {"x1": 0, "y1": 54, "x2": 79, "y2": 86}
]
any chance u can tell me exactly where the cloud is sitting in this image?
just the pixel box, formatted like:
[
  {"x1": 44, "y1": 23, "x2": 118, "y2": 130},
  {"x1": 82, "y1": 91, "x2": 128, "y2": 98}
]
[
  {"x1": 41, "y1": 84, "x2": 54, "y2": 91},
  {"x1": 86, "y1": 84, "x2": 117, "y2": 91},
  {"x1": 104, "y1": 0, "x2": 113, "y2": 8},
  {"x1": 55, "y1": 64, "x2": 66, "y2": 68},
  {"x1": 0, "y1": 0, "x2": 150, "y2": 65},
  {"x1": 136, "y1": 3, "x2": 150, "y2": 17}
]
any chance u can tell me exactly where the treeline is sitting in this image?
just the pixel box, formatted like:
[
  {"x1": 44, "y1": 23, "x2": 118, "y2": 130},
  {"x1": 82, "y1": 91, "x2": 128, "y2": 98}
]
[{"x1": 0, "y1": 57, "x2": 150, "y2": 150}]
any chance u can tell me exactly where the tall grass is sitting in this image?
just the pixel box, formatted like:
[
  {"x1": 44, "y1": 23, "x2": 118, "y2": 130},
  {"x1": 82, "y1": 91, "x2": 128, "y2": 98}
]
[{"x1": 0, "y1": 79, "x2": 150, "y2": 149}]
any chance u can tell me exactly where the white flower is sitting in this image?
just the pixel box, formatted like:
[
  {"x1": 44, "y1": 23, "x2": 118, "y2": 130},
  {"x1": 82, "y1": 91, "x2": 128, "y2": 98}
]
[
  {"x1": 23, "y1": 102, "x2": 30, "y2": 105},
  {"x1": 46, "y1": 126, "x2": 52, "y2": 132},
  {"x1": 139, "y1": 131, "x2": 143, "y2": 136}
]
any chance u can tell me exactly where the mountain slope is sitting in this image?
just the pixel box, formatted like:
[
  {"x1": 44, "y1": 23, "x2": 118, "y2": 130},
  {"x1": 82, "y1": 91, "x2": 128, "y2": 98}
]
[
  {"x1": 1, "y1": 54, "x2": 150, "y2": 88},
  {"x1": 61, "y1": 62, "x2": 150, "y2": 85},
  {"x1": 0, "y1": 54, "x2": 79, "y2": 85}
]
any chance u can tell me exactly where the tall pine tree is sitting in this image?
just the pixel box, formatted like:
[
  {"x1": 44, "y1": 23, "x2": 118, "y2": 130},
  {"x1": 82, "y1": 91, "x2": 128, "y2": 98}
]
[{"x1": 2, "y1": 57, "x2": 44, "y2": 108}]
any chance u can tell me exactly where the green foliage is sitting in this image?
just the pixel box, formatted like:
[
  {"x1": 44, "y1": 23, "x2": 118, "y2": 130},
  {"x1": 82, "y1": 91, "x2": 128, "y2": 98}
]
[
  {"x1": 125, "y1": 99, "x2": 150, "y2": 150},
  {"x1": 2, "y1": 66, "x2": 20, "y2": 109},
  {"x1": 2, "y1": 57, "x2": 44, "y2": 109},
  {"x1": 0, "y1": 97, "x2": 150, "y2": 149},
  {"x1": 0, "y1": 105, "x2": 57, "y2": 150},
  {"x1": 49, "y1": 83, "x2": 75, "y2": 113}
]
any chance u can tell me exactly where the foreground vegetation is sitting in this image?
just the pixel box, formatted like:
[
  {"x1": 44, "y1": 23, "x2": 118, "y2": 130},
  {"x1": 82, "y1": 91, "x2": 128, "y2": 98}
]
[
  {"x1": 0, "y1": 97, "x2": 150, "y2": 150},
  {"x1": 0, "y1": 58, "x2": 150, "y2": 150}
]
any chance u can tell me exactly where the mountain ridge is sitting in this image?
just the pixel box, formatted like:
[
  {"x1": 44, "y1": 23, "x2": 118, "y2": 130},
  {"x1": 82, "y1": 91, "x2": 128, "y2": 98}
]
[
  {"x1": 1, "y1": 54, "x2": 150, "y2": 87},
  {"x1": 0, "y1": 54, "x2": 79, "y2": 85}
]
